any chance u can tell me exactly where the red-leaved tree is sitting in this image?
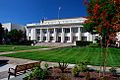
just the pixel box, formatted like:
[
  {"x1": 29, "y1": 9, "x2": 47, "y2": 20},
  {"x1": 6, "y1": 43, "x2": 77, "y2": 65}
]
[{"x1": 84, "y1": 0, "x2": 120, "y2": 76}]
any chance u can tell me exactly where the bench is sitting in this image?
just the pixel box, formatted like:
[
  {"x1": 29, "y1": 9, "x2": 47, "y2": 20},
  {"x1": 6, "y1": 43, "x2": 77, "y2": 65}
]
[{"x1": 8, "y1": 61, "x2": 41, "y2": 80}]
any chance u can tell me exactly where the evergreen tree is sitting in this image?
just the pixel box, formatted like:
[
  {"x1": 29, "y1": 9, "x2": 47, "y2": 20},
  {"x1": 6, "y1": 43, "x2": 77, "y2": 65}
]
[{"x1": 0, "y1": 23, "x2": 4, "y2": 44}]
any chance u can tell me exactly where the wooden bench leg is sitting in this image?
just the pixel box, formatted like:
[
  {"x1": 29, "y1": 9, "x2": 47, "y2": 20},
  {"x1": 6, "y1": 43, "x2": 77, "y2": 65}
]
[{"x1": 8, "y1": 74, "x2": 11, "y2": 80}]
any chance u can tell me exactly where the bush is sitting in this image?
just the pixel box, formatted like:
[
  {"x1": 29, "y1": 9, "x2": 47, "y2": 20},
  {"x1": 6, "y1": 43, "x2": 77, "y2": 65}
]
[
  {"x1": 24, "y1": 63, "x2": 49, "y2": 80},
  {"x1": 18, "y1": 40, "x2": 34, "y2": 45},
  {"x1": 72, "y1": 60, "x2": 90, "y2": 77},
  {"x1": 58, "y1": 61, "x2": 68, "y2": 73},
  {"x1": 76, "y1": 41, "x2": 92, "y2": 47},
  {"x1": 109, "y1": 67, "x2": 117, "y2": 76},
  {"x1": 87, "y1": 43, "x2": 99, "y2": 48},
  {"x1": 72, "y1": 65, "x2": 80, "y2": 77}
]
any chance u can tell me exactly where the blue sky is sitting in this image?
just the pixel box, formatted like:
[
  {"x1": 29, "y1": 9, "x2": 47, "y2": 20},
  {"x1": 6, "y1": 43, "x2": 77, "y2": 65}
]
[{"x1": 0, "y1": 0, "x2": 88, "y2": 25}]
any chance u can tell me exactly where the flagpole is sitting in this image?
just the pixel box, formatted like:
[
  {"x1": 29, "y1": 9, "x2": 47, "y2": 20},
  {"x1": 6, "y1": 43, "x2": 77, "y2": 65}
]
[{"x1": 58, "y1": 7, "x2": 61, "y2": 20}]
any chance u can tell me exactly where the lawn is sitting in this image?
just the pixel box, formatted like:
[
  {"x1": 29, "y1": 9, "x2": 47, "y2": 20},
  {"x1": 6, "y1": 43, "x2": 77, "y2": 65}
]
[
  {"x1": 1, "y1": 47, "x2": 120, "y2": 67},
  {"x1": 0, "y1": 45, "x2": 48, "y2": 52}
]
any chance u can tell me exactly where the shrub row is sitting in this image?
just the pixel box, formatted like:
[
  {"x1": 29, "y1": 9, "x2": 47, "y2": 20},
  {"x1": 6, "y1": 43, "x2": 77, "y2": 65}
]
[{"x1": 76, "y1": 41, "x2": 92, "y2": 46}]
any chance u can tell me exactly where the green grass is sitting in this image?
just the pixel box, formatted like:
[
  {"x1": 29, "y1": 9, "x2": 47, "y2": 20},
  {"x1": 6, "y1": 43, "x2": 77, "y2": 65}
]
[
  {"x1": 0, "y1": 45, "x2": 48, "y2": 52},
  {"x1": 1, "y1": 47, "x2": 120, "y2": 67}
]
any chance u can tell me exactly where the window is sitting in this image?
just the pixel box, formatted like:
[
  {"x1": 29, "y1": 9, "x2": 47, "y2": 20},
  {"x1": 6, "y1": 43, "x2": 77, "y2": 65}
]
[
  {"x1": 65, "y1": 28, "x2": 70, "y2": 33},
  {"x1": 81, "y1": 27, "x2": 85, "y2": 33},
  {"x1": 36, "y1": 29, "x2": 40, "y2": 34},
  {"x1": 73, "y1": 36, "x2": 78, "y2": 41},
  {"x1": 65, "y1": 37, "x2": 70, "y2": 41},
  {"x1": 37, "y1": 36, "x2": 40, "y2": 40},
  {"x1": 72, "y1": 27, "x2": 78, "y2": 33},
  {"x1": 43, "y1": 37, "x2": 46, "y2": 41},
  {"x1": 82, "y1": 36, "x2": 87, "y2": 41},
  {"x1": 50, "y1": 37, "x2": 54, "y2": 40},
  {"x1": 28, "y1": 29, "x2": 31, "y2": 33},
  {"x1": 29, "y1": 37, "x2": 31, "y2": 40},
  {"x1": 57, "y1": 28, "x2": 62, "y2": 33},
  {"x1": 49, "y1": 29, "x2": 54, "y2": 33},
  {"x1": 43, "y1": 29, "x2": 47, "y2": 34}
]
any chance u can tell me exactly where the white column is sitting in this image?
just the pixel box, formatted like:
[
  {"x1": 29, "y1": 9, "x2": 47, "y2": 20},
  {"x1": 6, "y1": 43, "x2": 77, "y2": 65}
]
[
  {"x1": 47, "y1": 28, "x2": 50, "y2": 42},
  {"x1": 31, "y1": 28, "x2": 36, "y2": 40},
  {"x1": 78, "y1": 27, "x2": 81, "y2": 41},
  {"x1": 89, "y1": 33, "x2": 93, "y2": 41},
  {"x1": 54, "y1": 28, "x2": 57, "y2": 42},
  {"x1": 61, "y1": 28, "x2": 65, "y2": 43},
  {"x1": 92, "y1": 34, "x2": 96, "y2": 43},
  {"x1": 70, "y1": 27, "x2": 73, "y2": 43},
  {"x1": 87, "y1": 33, "x2": 92, "y2": 41},
  {"x1": 26, "y1": 28, "x2": 29, "y2": 40},
  {"x1": 40, "y1": 29, "x2": 43, "y2": 42}
]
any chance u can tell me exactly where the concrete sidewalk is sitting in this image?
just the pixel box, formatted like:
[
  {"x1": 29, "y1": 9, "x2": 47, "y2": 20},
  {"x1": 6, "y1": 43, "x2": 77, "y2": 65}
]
[{"x1": 0, "y1": 48, "x2": 52, "y2": 55}]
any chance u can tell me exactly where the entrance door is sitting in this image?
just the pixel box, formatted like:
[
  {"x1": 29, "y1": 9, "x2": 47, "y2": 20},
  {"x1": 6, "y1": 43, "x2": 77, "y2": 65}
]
[{"x1": 57, "y1": 37, "x2": 61, "y2": 42}]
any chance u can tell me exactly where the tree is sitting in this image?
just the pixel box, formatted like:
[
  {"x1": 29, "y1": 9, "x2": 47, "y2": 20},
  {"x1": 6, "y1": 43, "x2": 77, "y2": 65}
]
[
  {"x1": 7, "y1": 29, "x2": 24, "y2": 44},
  {"x1": 84, "y1": 0, "x2": 120, "y2": 76},
  {"x1": 0, "y1": 23, "x2": 4, "y2": 44}
]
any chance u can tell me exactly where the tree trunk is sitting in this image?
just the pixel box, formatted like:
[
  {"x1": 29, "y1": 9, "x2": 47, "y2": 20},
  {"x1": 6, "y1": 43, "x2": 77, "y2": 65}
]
[
  {"x1": 103, "y1": 40, "x2": 109, "y2": 76},
  {"x1": 99, "y1": 37, "x2": 103, "y2": 77}
]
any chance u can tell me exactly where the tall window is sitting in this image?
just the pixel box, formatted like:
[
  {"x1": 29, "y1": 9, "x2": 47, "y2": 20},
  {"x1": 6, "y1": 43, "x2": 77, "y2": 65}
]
[
  {"x1": 49, "y1": 29, "x2": 54, "y2": 33},
  {"x1": 28, "y1": 29, "x2": 31, "y2": 33},
  {"x1": 50, "y1": 37, "x2": 53, "y2": 40},
  {"x1": 37, "y1": 36, "x2": 40, "y2": 40},
  {"x1": 43, "y1": 37, "x2": 46, "y2": 41},
  {"x1": 57, "y1": 28, "x2": 62, "y2": 33},
  {"x1": 81, "y1": 27, "x2": 85, "y2": 33},
  {"x1": 82, "y1": 36, "x2": 87, "y2": 41},
  {"x1": 43, "y1": 29, "x2": 47, "y2": 34},
  {"x1": 65, "y1": 28, "x2": 70, "y2": 33},
  {"x1": 72, "y1": 27, "x2": 78, "y2": 33},
  {"x1": 36, "y1": 29, "x2": 40, "y2": 34},
  {"x1": 65, "y1": 37, "x2": 70, "y2": 41}
]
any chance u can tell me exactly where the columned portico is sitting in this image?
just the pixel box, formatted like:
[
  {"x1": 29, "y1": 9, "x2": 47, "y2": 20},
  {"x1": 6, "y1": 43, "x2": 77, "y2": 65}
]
[{"x1": 26, "y1": 17, "x2": 95, "y2": 43}]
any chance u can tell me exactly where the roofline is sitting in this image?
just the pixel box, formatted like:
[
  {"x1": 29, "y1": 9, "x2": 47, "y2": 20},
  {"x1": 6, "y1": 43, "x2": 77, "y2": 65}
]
[
  {"x1": 43, "y1": 17, "x2": 87, "y2": 21},
  {"x1": 26, "y1": 23, "x2": 83, "y2": 28}
]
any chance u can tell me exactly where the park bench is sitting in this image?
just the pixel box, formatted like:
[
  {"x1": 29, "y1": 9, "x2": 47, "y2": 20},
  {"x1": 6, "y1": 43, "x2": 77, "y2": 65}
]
[{"x1": 8, "y1": 61, "x2": 41, "y2": 80}]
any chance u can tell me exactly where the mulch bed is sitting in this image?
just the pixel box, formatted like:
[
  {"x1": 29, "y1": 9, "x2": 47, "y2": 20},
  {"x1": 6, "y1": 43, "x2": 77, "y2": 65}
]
[{"x1": 45, "y1": 67, "x2": 120, "y2": 80}]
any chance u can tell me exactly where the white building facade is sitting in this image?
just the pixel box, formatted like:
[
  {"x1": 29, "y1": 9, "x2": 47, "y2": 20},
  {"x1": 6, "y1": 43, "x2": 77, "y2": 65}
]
[
  {"x1": 2, "y1": 23, "x2": 23, "y2": 32},
  {"x1": 26, "y1": 17, "x2": 96, "y2": 43}
]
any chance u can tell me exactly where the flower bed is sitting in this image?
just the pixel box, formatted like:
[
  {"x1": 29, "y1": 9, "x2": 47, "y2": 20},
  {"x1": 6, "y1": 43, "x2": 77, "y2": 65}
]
[{"x1": 23, "y1": 62, "x2": 120, "y2": 80}]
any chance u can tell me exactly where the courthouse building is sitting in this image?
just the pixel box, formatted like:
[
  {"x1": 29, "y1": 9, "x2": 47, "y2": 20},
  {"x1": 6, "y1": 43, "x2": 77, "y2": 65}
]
[{"x1": 25, "y1": 17, "x2": 97, "y2": 43}]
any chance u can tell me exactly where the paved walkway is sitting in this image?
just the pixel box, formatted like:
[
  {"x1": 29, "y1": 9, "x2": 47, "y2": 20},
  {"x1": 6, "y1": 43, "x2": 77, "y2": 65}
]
[
  {"x1": 0, "y1": 48, "x2": 52, "y2": 55},
  {"x1": 0, "y1": 56, "x2": 60, "y2": 80}
]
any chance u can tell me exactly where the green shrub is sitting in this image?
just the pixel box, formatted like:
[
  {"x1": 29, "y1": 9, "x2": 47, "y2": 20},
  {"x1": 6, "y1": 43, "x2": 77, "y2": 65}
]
[
  {"x1": 58, "y1": 61, "x2": 68, "y2": 73},
  {"x1": 109, "y1": 67, "x2": 117, "y2": 76},
  {"x1": 87, "y1": 43, "x2": 99, "y2": 48},
  {"x1": 76, "y1": 41, "x2": 92, "y2": 46},
  {"x1": 72, "y1": 60, "x2": 90, "y2": 77},
  {"x1": 24, "y1": 63, "x2": 49, "y2": 80},
  {"x1": 72, "y1": 65, "x2": 80, "y2": 77}
]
